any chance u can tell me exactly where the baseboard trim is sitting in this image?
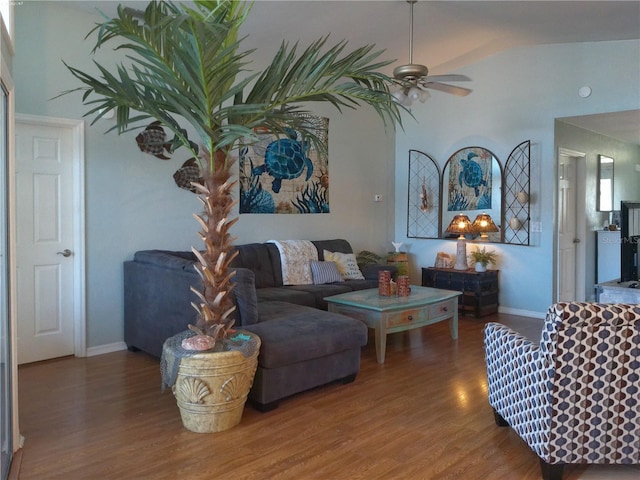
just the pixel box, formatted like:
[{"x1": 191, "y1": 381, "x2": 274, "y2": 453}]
[
  {"x1": 85, "y1": 341, "x2": 128, "y2": 357},
  {"x1": 8, "y1": 447, "x2": 23, "y2": 480},
  {"x1": 498, "y1": 306, "x2": 546, "y2": 319}
]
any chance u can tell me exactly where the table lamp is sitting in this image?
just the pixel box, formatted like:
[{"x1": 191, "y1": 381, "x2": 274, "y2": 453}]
[
  {"x1": 445, "y1": 214, "x2": 475, "y2": 270},
  {"x1": 472, "y1": 213, "x2": 499, "y2": 240}
]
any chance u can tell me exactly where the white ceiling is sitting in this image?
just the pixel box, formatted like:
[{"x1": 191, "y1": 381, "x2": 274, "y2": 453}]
[
  {"x1": 559, "y1": 110, "x2": 640, "y2": 146},
  {"x1": 72, "y1": 0, "x2": 640, "y2": 144}
]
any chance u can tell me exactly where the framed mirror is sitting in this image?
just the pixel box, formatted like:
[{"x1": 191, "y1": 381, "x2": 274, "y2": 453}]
[
  {"x1": 441, "y1": 147, "x2": 503, "y2": 242},
  {"x1": 597, "y1": 155, "x2": 614, "y2": 212}
]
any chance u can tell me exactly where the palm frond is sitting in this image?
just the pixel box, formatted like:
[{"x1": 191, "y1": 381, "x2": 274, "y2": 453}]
[
  {"x1": 241, "y1": 37, "x2": 403, "y2": 130},
  {"x1": 63, "y1": 0, "x2": 404, "y2": 164}
]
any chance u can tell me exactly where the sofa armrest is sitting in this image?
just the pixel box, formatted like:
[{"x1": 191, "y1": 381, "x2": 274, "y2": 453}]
[
  {"x1": 360, "y1": 263, "x2": 398, "y2": 281},
  {"x1": 484, "y1": 322, "x2": 553, "y2": 460},
  {"x1": 132, "y1": 250, "x2": 197, "y2": 271},
  {"x1": 231, "y1": 268, "x2": 259, "y2": 326}
]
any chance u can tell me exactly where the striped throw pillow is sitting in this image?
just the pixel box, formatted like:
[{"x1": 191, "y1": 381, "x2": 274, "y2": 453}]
[{"x1": 310, "y1": 261, "x2": 344, "y2": 285}]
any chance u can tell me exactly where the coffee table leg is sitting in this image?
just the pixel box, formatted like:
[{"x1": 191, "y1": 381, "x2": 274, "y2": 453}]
[
  {"x1": 374, "y1": 322, "x2": 387, "y2": 364},
  {"x1": 449, "y1": 302, "x2": 459, "y2": 339}
]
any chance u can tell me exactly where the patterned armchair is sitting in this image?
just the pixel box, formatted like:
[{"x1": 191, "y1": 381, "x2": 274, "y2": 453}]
[{"x1": 484, "y1": 302, "x2": 640, "y2": 480}]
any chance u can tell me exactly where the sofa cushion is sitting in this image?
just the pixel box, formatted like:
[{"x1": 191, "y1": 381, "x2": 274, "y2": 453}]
[
  {"x1": 287, "y1": 283, "x2": 353, "y2": 310},
  {"x1": 312, "y1": 239, "x2": 354, "y2": 258},
  {"x1": 230, "y1": 268, "x2": 259, "y2": 326},
  {"x1": 255, "y1": 287, "x2": 316, "y2": 308},
  {"x1": 360, "y1": 264, "x2": 397, "y2": 281},
  {"x1": 310, "y1": 261, "x2": 344, "y2": 285},
  {"x1": 231, "y1": 243, "x2": 277, "y2": 288},
  {"x1": 245, "y1": 301, "x2": 368, "y2": 369}
]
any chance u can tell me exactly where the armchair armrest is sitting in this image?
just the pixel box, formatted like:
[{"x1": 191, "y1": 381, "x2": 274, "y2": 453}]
[{"x1": 484, "y1": 322, "x2": 553, "y2": 461}]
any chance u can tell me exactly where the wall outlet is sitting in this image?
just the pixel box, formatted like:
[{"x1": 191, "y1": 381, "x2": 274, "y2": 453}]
[{"x1": 374, "y1": 194, "x2": 382, "y2": 202}]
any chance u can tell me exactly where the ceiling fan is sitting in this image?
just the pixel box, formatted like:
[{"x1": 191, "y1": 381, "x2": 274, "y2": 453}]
[{"x1": 392, "y1": 0, "x2": 473, "y2": 106}]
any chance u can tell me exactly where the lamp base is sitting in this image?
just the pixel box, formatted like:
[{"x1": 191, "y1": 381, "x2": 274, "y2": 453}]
[{"x1": 453, "y1": 237, "x2": 468, "y2": 270}]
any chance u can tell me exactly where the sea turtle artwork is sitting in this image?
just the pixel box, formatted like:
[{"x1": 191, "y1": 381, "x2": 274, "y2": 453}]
[
  {"x1": 252, "y1": 128, "x2": 313, "y2": 194},
  {"x1": 459, "y1": 151, "x2": 487, "y2": 197},
  {"x1": 447, "y1": 147, "x2": 494, "y2": 212}
]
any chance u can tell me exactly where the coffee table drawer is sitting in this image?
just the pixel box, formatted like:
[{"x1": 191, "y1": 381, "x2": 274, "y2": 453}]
[
  {"x1": 386, "y1": 307, "x2": 428, "y2": 327},
  {"x1": 429, "y1": 299, "x2": 456, "y2": 319}
]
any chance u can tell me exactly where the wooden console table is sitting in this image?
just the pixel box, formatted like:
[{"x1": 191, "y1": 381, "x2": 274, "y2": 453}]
[{"x1": 421, "y1": 267, "x2": 499, "y2": 318}]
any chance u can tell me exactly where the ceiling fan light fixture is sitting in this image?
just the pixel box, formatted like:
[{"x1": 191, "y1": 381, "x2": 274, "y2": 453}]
[
  {"x1": 391, "y1": 85, "x2": 429, "y2": 106},
  {"x1": 393, "y1": 63, "x2": 429, "y2": 80},
  {"x1": 391, "y1": 88, "x2": 411, "y2": 106},
  {"x1": 391, "y1": 89, "x2": 404, "y2": 102},
  {"x1": 407, "y1": 86, "x2": 422, "y2": 102}
]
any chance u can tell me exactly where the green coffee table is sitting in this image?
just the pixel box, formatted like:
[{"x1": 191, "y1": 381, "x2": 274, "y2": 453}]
[{"x1": 325, "y1": 286, "x2": 462, "y2": 364}]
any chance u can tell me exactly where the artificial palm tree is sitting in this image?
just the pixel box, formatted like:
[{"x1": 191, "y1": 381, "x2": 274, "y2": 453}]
[{"x1": 64, "y1": 0, "x2": 403, "y2": 345}]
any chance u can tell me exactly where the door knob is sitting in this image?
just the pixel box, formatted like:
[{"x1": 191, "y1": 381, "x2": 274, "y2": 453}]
[
  {"x1": 57, "y1": 249, "x2": 72, "y2": 257},
  {"x1": 573, "y1": 238, "x2": 581, "y2": 244}
]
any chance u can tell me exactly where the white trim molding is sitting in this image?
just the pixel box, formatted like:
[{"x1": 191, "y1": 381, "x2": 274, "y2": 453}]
[
  {"x1": 86, "y1": 342, "x2": 128, "y2": 357},
  {"x1": 498, "y1": 306, "x2": 546, "y2": 320}
]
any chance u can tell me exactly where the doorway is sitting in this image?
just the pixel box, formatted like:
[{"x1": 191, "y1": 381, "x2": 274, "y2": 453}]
[
  {"x1": 0, "y1": 80, "x2": 11, "y2": 480},
  {"x1": 556, "y1": 148, "x2": 586, "y2": 302},
  {"x1": 15, "y1": 115, "x2": 86, "y2": 364}
]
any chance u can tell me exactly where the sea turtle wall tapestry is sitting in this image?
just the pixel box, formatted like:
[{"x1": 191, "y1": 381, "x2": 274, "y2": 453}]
[
  {"x1": 239, "y1": 116, "x2": 329, "y2": 214},
  {"x1": 447, "y1": 147, "x2": 494, "y2": 211}
]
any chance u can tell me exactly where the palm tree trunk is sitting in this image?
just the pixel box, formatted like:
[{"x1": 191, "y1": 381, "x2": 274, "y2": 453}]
[{"x1": 193, "y1": 148, "x2": 239, "y2": 339}]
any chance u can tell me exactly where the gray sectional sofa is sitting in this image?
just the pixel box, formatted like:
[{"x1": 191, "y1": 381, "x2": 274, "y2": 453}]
[{"x1": 124, "y1": 239, "x2": 393, "y2": 411}]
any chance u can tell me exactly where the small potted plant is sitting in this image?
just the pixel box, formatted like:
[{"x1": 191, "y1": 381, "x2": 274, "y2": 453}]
[{"x1": 469, "y1": 246, "x2": 498, "y2": 272}]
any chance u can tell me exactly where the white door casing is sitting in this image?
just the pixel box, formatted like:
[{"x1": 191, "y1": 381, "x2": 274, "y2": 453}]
[
  {"x1": 15, "y1": 115, "x2": 85, "y2": 364},
  {"x1": 557, "y1": 149, "x2": 586, "y2": 303}
]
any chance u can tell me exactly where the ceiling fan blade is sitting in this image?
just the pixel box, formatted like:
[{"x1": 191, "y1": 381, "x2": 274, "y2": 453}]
[
  {"x1": 424, "y1": 82, "x2": 473, "y2": 97},
  {"x1": 424, "y1": 74, "x2": 472, "y2": 83}
]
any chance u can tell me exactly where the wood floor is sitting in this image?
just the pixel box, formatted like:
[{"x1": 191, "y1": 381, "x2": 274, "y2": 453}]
[{"x1": 15, "y1": 313, "x2": 595, "y2": 479}]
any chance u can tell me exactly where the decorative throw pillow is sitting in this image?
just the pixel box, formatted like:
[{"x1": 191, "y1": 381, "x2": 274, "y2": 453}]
[
  {"x1": 323, "y1": 250, "x2": 365, "y2": 280},
  {"x1": 310, "y1": 261, "x2": 344, "y2": 285}
]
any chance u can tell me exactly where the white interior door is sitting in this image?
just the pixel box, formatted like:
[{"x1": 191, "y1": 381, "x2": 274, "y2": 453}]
[
  {"x1": 557, "y1": 149, "x2": 591, "y2": 302},
  {"x1": 558, "y1": 155, "x2": 578, "y2": 301},
  {"x1": 15, "y1": 118, "x2": 83, "y2": 364}
]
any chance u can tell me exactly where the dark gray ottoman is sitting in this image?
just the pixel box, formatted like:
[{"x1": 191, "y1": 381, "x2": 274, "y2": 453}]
[{"x1": 244, "y1": 301, "x2": 368, "y2": 411}]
